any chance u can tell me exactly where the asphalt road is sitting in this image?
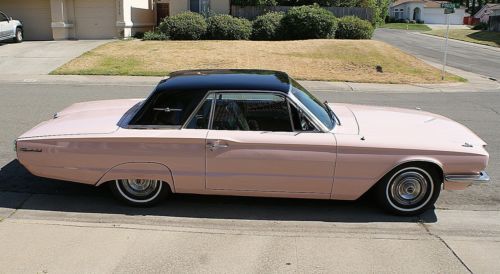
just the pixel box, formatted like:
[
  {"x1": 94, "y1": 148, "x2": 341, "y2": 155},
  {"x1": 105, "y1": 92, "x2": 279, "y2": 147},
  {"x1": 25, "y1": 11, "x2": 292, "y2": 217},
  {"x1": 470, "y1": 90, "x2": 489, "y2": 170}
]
[
  {"x1": 0, "y1": 81, "x2": 499, "y2": 272},
  {"x1": 374, "y1": 28, "x2": 500, "y2": 80}
]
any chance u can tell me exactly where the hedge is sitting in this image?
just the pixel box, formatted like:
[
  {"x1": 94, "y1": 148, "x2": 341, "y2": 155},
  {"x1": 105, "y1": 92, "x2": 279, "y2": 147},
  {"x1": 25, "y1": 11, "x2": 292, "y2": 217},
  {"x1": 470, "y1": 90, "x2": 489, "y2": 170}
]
[
  {"x1": 251, "y1": 12, "x2": 284, "y2": 40},
  {"x1": 281, "y1": 5, "x2": 338, "y2": 39},
  {"x1": 159, "y1": 12, "x2": 207, "y2": 40},
  {"x1": 206, "y1": 14, "x2": 252, "y2": 40},
  {"x1": 335, "y1": 16, "x2": 374, "y2": 39}
]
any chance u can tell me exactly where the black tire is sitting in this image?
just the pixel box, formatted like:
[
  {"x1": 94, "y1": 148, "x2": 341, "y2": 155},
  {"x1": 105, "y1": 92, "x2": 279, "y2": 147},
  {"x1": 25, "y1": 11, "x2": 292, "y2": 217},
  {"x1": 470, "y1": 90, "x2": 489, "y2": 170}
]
[
  {"x1": 109, "y1": 179, "x2": 169, "y2": 207},
  {"x1": 13, "y1": 28, "x2": 23, "y2": 43},
  {"x1": 375, "y1": 164, "x2": 441, "y2": 216}
]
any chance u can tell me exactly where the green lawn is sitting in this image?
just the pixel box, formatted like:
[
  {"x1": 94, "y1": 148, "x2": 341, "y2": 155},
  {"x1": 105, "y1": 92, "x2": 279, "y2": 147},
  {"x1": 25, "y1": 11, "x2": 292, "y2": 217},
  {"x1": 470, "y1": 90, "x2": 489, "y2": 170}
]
[
  {"x1": 380, "y1": 23, "x2": 432, "y2": 31},
  {"x1": 425, "y1": 29, "x2": 500, "y2": 48}
]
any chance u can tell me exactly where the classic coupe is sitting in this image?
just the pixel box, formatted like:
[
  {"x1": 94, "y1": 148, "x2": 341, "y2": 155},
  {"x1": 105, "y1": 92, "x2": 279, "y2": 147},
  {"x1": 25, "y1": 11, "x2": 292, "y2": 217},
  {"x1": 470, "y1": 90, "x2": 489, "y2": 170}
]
[{"x1": 15, "y1": 69, "x2": 490, "y2": 215}]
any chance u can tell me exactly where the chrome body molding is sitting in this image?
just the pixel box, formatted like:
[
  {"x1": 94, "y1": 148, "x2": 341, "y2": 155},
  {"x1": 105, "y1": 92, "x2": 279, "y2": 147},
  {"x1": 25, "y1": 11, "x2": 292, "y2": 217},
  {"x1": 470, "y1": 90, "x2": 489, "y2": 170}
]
[
  {"x1": 445, "y1": 171, "x2": 490, "y2": 184},
  {"x1": 443, "y1": 171, "x2": 489, "y2": 190}
]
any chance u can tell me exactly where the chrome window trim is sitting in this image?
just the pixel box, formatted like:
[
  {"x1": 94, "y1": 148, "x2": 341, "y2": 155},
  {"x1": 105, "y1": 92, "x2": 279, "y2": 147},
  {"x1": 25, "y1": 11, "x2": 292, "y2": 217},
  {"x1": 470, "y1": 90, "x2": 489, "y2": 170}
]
[
  {"x1": 182, "y1": 92, "x2": 215, "y2": 129},
  {"x1": 183, "y1": 90, "x2": 326, "y2": 133}
]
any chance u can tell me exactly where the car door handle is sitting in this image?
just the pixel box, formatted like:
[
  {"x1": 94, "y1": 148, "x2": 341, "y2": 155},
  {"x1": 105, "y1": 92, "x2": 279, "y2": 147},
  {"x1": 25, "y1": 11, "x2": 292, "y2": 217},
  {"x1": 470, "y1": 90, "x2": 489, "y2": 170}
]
[{"x1": 206, "y1": 140, "x2": 229, "y2": 151}]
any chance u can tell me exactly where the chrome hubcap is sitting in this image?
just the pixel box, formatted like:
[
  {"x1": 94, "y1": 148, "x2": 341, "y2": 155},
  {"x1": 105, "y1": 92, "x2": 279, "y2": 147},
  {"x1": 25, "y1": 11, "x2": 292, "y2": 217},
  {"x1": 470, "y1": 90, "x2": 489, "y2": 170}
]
[
  {"x1": 120, "y1": 179, "x2": 159, "y2": 197},
  {"x1": 390, "y1": 171, "x2": 428, "y2": 206}
]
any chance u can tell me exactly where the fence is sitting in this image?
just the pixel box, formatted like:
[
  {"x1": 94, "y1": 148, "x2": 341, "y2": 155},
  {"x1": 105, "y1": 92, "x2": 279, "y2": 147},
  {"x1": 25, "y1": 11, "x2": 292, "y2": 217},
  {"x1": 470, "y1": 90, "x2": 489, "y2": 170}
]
[
  {"x1": 230, "y1": 5, "x2": 374, "y2": 22},
  {"x1": 489, "y1": 15, "x2": 500, "y2": 32}
]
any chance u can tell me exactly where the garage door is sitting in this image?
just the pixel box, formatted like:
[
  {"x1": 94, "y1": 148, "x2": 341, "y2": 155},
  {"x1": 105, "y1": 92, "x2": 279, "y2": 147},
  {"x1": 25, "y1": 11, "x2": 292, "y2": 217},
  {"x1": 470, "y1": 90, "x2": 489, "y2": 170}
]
[
  {"x1": 75, "y1": 0, "x2": 117, "y2": 39},
  {"x1": 0, "y1": 0, "x2": 52, "y2": 40}
]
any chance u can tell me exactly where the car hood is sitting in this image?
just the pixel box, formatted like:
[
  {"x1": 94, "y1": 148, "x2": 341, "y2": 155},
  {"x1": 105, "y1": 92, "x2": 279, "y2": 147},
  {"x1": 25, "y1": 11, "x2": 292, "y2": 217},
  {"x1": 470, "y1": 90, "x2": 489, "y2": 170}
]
[
  {"x1": 18, "y1": 99, "x2": 143, "y2": 139},
  {"x1": 331, "y1": 103, "x2": 486, "y2": 148}
]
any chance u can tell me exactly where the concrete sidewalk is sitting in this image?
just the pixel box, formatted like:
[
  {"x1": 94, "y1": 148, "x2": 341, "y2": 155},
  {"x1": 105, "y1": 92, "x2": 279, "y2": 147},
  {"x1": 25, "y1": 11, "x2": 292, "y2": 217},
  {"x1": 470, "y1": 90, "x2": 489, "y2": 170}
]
[{"x1": 0, "y1": 197, "x2": 499, "y2": 273}]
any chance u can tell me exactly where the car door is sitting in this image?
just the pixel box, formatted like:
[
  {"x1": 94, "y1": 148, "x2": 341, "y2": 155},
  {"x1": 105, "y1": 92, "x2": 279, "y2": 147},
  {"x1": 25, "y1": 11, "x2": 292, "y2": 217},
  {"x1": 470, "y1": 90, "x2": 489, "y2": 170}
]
[{"x1": 205, "y1": 92, "x2": 337, "y2": 194}]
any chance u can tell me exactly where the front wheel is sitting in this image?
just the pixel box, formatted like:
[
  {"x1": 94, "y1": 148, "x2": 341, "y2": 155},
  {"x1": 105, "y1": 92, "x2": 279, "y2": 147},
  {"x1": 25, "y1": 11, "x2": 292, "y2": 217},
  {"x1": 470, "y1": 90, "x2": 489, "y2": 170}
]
[
  {"x1": 13, "y1": 28, "x2": 23, "y2": 43},
  {"x1": 375, "y1": 165, "x2": 441, "y2": 216},
  {"x1": 109, "y1": 179, "x2": 169, "y2": 206}
]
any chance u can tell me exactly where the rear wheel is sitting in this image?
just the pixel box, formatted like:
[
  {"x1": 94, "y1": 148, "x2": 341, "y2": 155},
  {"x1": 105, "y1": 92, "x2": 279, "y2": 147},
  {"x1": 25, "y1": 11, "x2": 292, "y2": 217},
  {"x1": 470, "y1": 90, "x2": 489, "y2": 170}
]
[
  {"x1": 376, "y1": 164, "x2": 441, "y2": 216},
  {"x1": 13, "y1": 28, "x2": 23, "y2": 43},
  {"x1": 109, "y1": 179, "x2": 169, "y2": 206}
]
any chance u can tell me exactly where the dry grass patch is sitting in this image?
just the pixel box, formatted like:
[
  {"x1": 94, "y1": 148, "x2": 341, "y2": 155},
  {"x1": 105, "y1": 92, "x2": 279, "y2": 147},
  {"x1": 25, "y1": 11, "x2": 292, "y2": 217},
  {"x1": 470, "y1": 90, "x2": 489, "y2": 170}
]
[{"x1": 53, "y1": 40, "x2": 463, "y2": 83}]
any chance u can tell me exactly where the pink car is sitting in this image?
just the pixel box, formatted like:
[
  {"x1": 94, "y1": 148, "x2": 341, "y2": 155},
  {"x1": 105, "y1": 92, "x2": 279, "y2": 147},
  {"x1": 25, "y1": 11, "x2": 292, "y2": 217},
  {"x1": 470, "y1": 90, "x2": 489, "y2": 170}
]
[{"x1": 15, "y1": 70, "x2": 489, "y2": 215}]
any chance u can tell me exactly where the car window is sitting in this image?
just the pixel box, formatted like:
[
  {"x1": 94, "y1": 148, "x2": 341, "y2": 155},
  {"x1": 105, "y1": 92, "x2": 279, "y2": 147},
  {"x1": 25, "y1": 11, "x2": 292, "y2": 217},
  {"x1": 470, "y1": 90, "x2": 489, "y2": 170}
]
[
  {"x1": 290, "y1": 79, "x2": 334, "y2": 130},
  {"x1": 0, "y1": 13, "x2": 8, "y2": 21},
  {"x1": 211, "y1": 93, "x2": 293, "y2": 132},
  {"x1": 289, "y1": 102, "x2": 318, "y2": 132},
  {"x1": 130, "y1": 90, "x2": 206, "y2": 127},
  {"x1": 185, "y1": 94, "x2": 215, "y2": 129}
]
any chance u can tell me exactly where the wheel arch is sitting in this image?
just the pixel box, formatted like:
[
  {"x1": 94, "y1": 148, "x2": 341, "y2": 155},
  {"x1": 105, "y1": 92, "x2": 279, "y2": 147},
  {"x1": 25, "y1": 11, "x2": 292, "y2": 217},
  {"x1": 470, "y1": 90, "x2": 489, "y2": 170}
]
[
  {"x1": 372, "y1": 158, "x2": 444, "y2": 191},
  {"x1": 95, "y1": 162, "x2": 175, "y2": 193}
]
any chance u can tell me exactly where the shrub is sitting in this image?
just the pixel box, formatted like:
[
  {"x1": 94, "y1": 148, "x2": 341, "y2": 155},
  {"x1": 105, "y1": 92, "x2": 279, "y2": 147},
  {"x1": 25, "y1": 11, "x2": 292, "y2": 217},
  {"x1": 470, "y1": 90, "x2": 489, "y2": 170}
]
[
  {"x1": 472, "y1": 22, "x2": 488, "y2": 30},
  {"x1": 335, "y1": 16, "x2": 374, "y2": 39},
  {"x1": 409, "y1": 20, "x2": 416, "y2": 24},
  {"x1": 281, "y1": 5, "x2": 338, "y2": 40},
  {"x1": 159, "y1": 12, "x2": 207, "y2": 40},
  {"x1": 142, "y1": 31, "x2": 169, "y2": 40},
  {"x1": 252, "y1": 12, "x2": 284, "y2": 40},
  {"x1": 206, "y1": 14, "x2": 252, "y2": 40}
]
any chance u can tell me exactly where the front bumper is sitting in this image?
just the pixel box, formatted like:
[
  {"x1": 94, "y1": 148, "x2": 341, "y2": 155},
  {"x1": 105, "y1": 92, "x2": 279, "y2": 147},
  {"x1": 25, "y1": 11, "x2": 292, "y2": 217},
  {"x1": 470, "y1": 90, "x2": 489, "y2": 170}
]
[{"x1": 443, "y1": 171, "x2": 490, "y2": 190}]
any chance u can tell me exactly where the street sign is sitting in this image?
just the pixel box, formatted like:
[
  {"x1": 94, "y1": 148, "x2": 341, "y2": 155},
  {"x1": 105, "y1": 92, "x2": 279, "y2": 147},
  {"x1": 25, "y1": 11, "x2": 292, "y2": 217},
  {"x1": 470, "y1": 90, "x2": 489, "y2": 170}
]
[
  {"x1": 441, "y1": 3, "x2": 456, "y2": 13},
  {"x1": 440, "y1": 2, "x2": 459, "y2": 8}
]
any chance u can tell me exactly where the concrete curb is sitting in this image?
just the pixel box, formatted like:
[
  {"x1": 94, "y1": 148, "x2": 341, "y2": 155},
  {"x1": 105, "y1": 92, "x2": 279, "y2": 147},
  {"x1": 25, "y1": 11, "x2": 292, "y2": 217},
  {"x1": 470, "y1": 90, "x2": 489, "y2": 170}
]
[{"x1": 0, "y1": 63, "x2": 498, "y2": 93}]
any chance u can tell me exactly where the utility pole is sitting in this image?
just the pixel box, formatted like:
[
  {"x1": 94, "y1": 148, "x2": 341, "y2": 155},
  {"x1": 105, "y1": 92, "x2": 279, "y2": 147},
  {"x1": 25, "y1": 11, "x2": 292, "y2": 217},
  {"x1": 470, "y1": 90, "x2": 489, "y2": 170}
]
[{"x1": 442, "y1": 13, "x2": 450, "y2": 80}]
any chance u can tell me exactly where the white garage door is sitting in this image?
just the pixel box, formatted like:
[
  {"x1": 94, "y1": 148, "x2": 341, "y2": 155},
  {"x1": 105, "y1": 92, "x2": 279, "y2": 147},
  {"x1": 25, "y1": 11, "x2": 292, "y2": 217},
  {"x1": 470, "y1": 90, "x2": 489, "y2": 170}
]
[
  {"x1": 0, "y1": 0, "x2": 52, "y2": 40},
  {"x1": 75, "y1": 0, "x2": 117, "y2": 39},
  {"x1": 424, "y1": 8, "x2": 465, "y2": 24}
]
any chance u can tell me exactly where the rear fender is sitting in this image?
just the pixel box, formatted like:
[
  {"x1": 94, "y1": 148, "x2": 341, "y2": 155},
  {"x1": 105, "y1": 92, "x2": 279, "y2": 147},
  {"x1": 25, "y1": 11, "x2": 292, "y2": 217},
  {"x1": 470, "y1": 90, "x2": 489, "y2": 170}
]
[{"x1": 96, "y1": 162, "x2": 176, "y2": 192}]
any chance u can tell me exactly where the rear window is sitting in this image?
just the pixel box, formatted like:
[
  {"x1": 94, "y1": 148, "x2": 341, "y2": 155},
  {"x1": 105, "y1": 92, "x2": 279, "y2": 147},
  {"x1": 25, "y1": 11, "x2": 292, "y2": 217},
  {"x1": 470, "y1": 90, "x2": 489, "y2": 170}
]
[{"x1": 130, "y1": 90, "x2": 207, "y2": 127}]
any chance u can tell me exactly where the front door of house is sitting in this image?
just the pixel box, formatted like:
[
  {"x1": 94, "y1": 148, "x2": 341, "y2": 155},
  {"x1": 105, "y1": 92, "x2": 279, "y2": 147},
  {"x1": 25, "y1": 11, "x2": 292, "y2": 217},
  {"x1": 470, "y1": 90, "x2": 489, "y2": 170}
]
[{"x1": 157, "y1": 3, "x2": 170, "y2": 25}]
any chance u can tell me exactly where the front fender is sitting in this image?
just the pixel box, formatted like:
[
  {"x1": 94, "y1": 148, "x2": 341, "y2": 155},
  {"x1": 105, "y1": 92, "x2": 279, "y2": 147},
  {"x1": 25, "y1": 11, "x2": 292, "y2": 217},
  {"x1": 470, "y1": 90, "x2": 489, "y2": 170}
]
[{"x1": 96, "y1": 162, "x2": 176, "y2": 192}]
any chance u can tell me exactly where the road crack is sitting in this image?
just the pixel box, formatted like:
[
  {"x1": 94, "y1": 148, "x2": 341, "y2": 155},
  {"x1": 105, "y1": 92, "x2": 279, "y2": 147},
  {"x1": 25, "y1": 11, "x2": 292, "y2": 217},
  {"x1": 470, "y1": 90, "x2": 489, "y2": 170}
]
[{"x1": 418, "y1": 218, "x2": 473, "y2": 274}]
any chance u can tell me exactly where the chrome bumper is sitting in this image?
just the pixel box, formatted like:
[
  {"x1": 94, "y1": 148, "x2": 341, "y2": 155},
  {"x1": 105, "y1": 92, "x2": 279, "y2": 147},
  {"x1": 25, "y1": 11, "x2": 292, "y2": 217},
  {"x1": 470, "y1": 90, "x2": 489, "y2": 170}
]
[{"x1": 444, "y1": 171, "x2": 490, "y2": 190}]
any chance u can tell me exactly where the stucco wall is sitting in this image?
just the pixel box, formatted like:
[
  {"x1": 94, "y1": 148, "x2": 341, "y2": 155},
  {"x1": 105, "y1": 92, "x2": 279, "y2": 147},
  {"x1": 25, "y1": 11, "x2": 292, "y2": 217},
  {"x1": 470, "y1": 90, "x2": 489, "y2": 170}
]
[{"x1": 210, "y1": 0, "x2": 230, "y2": 14}]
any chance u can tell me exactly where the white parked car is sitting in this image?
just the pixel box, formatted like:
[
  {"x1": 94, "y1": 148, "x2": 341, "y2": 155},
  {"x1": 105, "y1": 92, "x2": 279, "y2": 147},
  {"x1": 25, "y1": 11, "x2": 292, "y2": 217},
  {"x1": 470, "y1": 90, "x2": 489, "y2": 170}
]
[{"x1": 0, "y1": 11, "x2": 23, "y2": 42}]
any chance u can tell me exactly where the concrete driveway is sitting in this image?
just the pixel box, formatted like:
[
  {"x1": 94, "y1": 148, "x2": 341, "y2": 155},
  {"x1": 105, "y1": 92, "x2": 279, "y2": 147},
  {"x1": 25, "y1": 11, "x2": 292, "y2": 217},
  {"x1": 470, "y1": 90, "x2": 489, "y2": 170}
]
[{"x1": 0, "y1": 40, "x2": 109, "y2": 75}]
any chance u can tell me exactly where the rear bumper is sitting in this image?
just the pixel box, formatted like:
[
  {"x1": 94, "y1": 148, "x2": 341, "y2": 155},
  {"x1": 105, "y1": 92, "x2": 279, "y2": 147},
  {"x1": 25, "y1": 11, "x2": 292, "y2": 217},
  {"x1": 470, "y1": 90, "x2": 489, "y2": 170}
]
[{"x1": 443, "y1": 171, "x2": 490, "y2": 190}]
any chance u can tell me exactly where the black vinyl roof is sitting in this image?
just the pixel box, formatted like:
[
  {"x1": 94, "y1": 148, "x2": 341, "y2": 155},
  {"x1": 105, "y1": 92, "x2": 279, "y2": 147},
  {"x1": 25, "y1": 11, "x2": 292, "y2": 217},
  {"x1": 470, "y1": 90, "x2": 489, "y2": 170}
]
[{"x1": 155, "y1": 69, "x2": 292, "y2": 94}]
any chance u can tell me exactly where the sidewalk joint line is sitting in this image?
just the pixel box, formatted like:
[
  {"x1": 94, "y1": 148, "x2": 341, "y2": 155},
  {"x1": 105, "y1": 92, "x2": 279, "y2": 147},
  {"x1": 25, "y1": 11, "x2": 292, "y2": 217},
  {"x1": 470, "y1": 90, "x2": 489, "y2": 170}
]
[
  {"x1": 418, "y1": 218, "x2": 473, "y2": 273},
  {"x1": 1, "y1": 193, "x2": 33, "y2": 223}
]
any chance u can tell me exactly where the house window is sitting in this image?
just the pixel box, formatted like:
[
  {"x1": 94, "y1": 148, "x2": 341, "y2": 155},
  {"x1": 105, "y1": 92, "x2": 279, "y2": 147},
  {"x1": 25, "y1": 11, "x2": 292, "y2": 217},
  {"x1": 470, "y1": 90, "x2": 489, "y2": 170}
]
[
  {"x1": 394, "y1": 8, "x2": 404, "y2": 19},
  {"x1": 190, "y1": 0, "x2": 210, "y2": 14}
]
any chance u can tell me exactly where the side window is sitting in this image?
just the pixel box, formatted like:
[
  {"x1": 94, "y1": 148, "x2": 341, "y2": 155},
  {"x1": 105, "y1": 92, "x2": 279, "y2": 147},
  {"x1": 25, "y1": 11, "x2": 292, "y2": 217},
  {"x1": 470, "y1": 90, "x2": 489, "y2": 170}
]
[
  {"x1": 0, "y1": 13, "x2": 8, "y2": 21},
  {"x1": 289, "y1": 102, "x2": 318, "y2": 132},
  {"x1": 186, "y1": 94, "x2": 214, "y2": 129},
  {"x1": 130, "y1": 90, "x2": 206, "y2": 127},
  {"x1": 212, "y1": 93, "x2": 292, "y2": 132}
]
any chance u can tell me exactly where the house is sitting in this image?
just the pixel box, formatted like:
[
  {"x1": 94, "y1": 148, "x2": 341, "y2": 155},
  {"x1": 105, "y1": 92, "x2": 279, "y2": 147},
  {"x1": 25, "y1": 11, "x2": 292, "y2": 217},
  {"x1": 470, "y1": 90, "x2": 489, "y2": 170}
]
[
  {"x1": 0, "y1": 0, "x2": 229, "y2": 40},
  {"x1": 390, "y1": 0, "x2": 467, "y2": 24},
  {"x1": 473, "y1": 3, "x2": 500, "y2": 23}
]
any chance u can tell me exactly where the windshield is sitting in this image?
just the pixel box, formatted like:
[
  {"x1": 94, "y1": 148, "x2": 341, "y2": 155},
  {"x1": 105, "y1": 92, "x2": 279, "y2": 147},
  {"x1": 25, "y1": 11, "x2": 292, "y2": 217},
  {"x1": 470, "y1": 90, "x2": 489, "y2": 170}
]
[{"x1": 290, "y1": 79, "x2": 334, "y2": 130}]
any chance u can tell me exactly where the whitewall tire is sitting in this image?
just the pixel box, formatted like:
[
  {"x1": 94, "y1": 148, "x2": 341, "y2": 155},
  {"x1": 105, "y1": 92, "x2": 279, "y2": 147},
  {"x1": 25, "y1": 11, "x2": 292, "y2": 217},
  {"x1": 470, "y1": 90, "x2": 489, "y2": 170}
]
[
  {"x1": 109, "y1": 179, "x2": 169, "y2": 206},
  {"x1": 376, "y1": 164, "x2": 441, "y2": 216}
]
